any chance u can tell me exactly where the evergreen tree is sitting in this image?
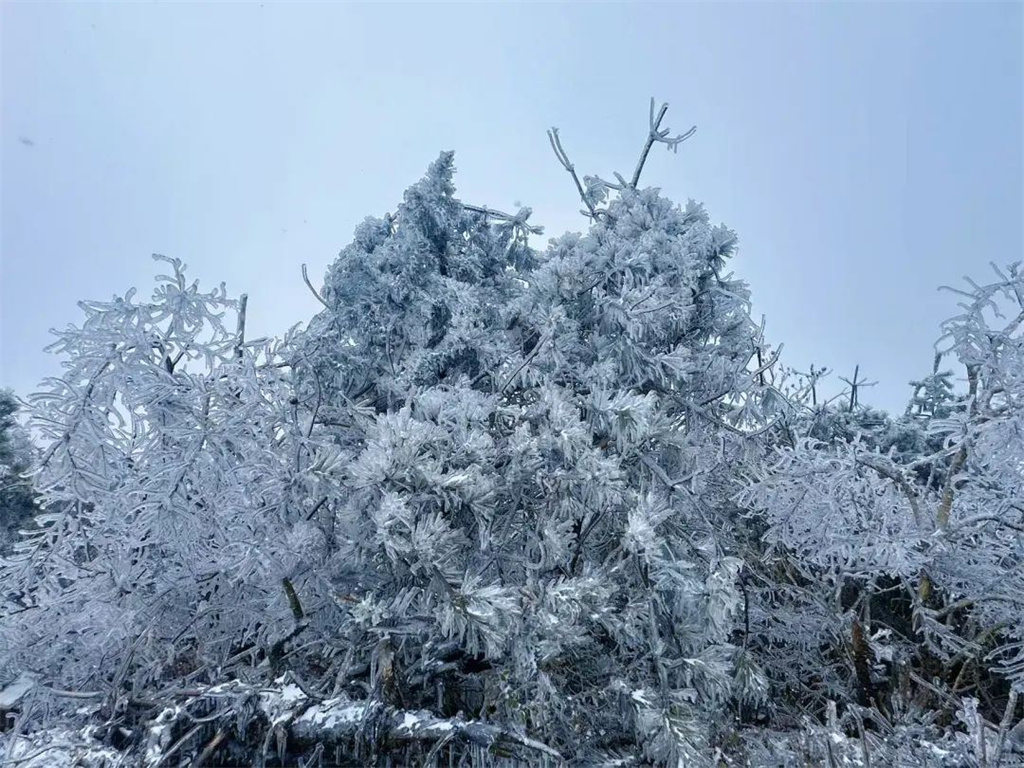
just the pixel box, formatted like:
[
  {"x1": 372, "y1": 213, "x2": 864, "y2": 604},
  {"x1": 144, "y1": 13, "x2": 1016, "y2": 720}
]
[
  {"x1": 289, "y1": 138, "x2": 778, "y2": 762},
  {"x1": 0, "y1": 390, "x2": 36, "y2": 551}
]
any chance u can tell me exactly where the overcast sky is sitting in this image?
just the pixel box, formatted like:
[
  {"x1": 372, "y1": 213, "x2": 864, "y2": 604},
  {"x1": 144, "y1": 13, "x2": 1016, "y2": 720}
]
[{"x1": 2, "y1": 1, "x2": 1021, "y2": 412}]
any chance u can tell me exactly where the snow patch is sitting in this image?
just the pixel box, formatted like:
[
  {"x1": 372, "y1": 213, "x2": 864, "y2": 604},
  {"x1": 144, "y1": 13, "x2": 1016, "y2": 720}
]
[{"x1": 0, "y1": 672, "x2": 36, "y2": 708}]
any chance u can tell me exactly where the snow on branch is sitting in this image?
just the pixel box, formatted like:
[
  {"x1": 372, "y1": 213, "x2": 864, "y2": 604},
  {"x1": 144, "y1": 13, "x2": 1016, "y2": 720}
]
[
  {"x1": 138, "y1": 678, "x2": 562, "y2": 766},
  {"x1": 289, "y1": 699, "x2": 562, "y2": 761},
  {"x1": 457, "y1": 202, "x2": 544, "y2": 237}
]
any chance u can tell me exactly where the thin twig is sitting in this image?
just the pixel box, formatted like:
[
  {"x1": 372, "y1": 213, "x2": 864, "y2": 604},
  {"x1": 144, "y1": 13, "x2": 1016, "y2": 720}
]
[
  {"x1": 499, "y1": 330, "x2": 552, "y2": 394},
  {"x1": 234, "y1": 294, "x2": 248, "y2": 361},
  {"x1": 458, "y1": 202, "x2": 544, "y2": 235},
  {"x1": 154, "y1": 723, "x2": 203, "y2": 767},
  {"x1": 302, "y1": 264, "x2": 330, "y2": 309},
  {"x1": 547, "y1": 128, "x2": 600, "y2": 219},
  {"x1": 305, "y1": 496, "x2": 328, "y2": 521},
  {"x1": 993, "y1": 688, "x2": 1019, "y2": 766},
  {"x1": 191, "y1": 728, "x2": 228, "y2": 768},
  {"x1": 750, "y1": 344, "x2": 784, "y2": 382}
]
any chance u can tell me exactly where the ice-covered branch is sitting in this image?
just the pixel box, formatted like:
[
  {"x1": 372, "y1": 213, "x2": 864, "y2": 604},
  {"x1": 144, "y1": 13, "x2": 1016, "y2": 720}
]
[
  {"x1": 141, "y1": 680, "x2": 562, "y2": 764},
  {"x1": 288, "y1": 699, "x2": 562, "y2": 760},
  {"x1": 301, "y1": 263, "x2": 330, "y2": 309},
  {"x1": 631, "y1": 98, "x2": 696, "y2": 188},
  {"x1": 458, "y1": 202, "x2": 544, "y2": 236},
  {"x1": 547, "y1": 127, "x2": 602, "y2": 220}
]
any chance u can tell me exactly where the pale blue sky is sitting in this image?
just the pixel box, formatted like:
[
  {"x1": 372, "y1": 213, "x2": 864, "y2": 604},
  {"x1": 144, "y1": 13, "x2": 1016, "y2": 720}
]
[{"x1": 2, "y1": 1, "x2": 1021, "y2": 412}]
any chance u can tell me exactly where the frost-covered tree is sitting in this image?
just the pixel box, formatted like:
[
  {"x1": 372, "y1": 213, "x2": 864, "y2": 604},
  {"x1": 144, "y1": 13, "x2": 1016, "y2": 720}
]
[
  {"x1": 0, "y1": 257, "x2": 344, "y2": 699},
  {"x1": 0, "y1": 390, "x2": 36, "y2": 551},
  {"x1": 3, "y1": 102, "x2": 1022, "y2": 768},
  {"x1": 740, "y1": 262, "x2": 1024, "y2": 762},
  {"x1": 907, "y1": 354, "x2": 957, "y2": 421},
  {"x1": 280, "y1": 103, "x2": 781, "y2": 763}
]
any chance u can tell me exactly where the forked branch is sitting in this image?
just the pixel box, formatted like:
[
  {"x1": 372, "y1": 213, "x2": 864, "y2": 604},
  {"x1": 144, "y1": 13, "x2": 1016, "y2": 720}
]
[
  {"x1": 547, "y1": 98, "x2": 697, "y2": 221},
  {"x1": 547, "y1": 127, "x2": 602, "y2": 220},
  {"x1": 632, "y1": 98, "x2": 697, "y2": 188}
]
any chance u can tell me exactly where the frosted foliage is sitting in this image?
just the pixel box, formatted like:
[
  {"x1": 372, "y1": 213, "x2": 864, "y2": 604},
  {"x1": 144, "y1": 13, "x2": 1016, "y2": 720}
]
[
  {"x1": 743, "y1": 441, "x2": 928, "y2": 576},
  {"x1": 3, "y1": 134, "x2": 1023, "y2": 767},
  {"x1": 285, "y1": 161, "x2": 778, "y2": 761},
  {"x1": 743, "y1": 261, "x2": 1024, "y2": 736},
  {"x1": 0, "y1": 256, "x2": 347, "y2": 692}
]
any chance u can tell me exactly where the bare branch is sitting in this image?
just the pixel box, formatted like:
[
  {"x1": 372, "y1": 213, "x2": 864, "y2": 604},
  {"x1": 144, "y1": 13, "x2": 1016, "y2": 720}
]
[
  {"x1": 301, "y1": 263, "x2": 330, "y2": 310},
  {"x1": 304, "y1": 495, "x2": 328, "y2": 521},
  {"x1": 500, "y1": 330, "x2": 552, "y2": 394},
  {"x1": 750, "y1": 343, "x2": 785, "y2": 383},
  {"x1": 547, "y1": 127, "x2": 601, "y2": 220},
  {"x1": 839, "y1": 364, "x2": 877, "y2": 411},
  {"x1": 631, "y1": 98, "x2": 697, "y2": 188},
  {"x1": 192, "y1": 728, "x2": 228, "y2": 768},
  {"x1": 234, "y1": 293, "x2": 248, "y2": 361}
]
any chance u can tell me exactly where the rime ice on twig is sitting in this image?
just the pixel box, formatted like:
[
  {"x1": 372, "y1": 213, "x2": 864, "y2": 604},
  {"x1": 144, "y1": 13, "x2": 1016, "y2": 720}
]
[
  {"x1": 631, "y1": 98, "x2": 697, "y2": 188},
  {"x1": 547, "y1": 98, "x2": 697, "y2": 222}
]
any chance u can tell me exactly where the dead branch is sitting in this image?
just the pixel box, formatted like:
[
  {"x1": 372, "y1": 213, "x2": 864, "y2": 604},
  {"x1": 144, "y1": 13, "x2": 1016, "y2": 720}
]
[
  {"x1": 191, "y1": 728, "x2": 227, "y2": 768},
  {"x1": 547, "y1": 127, "x2": 601, "y2": 220},
  {"x1": 547, "y1": 99, "x2": 696, "y2": 221},
  {"x1": 631, "y1": 98, "x2": 697, "y2": 188},
  {"x1": 301, "y1": 263, "x2": 330, "y2": 310}
]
